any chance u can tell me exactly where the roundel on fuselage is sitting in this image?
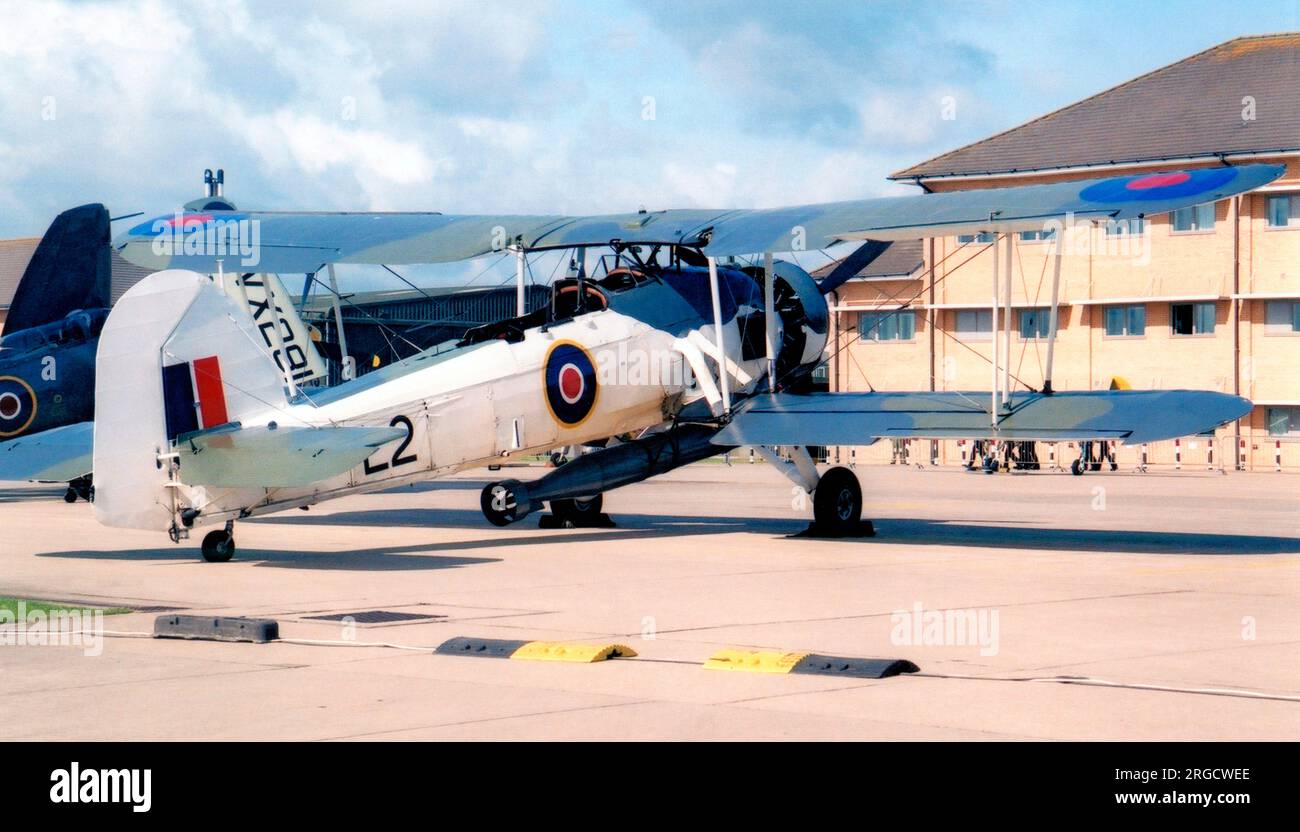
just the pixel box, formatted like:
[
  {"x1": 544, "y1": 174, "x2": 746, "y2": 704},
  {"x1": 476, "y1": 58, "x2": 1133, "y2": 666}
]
[
  {"x1": 0, "y1": 375, "x2": 37, "y2": 437},
  {"x1": 543, "y1": 341, "x2": 599, "y2": 428}
]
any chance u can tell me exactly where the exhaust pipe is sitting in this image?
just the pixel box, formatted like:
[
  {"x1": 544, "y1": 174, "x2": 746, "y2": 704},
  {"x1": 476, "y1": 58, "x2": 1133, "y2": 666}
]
[{"x1": 481, "y1": 424, "x2": 730, "y2": 526}]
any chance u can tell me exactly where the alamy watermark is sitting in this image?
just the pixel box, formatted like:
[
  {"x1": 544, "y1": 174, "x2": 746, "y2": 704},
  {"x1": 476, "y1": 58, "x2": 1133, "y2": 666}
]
[
  {"x1": 149, "y1": 212, "x2": 261, "y2": 268},
  {"x1": 890, "y1": 601, "x2": 999, "y2": 656},
  {"x1": 0, "y1": 600, "x2": 103, "y2": 656}
]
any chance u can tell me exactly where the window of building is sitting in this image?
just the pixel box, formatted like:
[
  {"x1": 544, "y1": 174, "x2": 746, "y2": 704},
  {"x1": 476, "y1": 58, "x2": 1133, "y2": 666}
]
[
  {"x1": 1103, "y1": 304, "x2": 1146, "y2": 337},
  {"x1": 1019, "y1": 228, "x2": 1057, "y2": 242},
  {"x1": 954, "y1": 308, "x2": 992, "y2": 340},
  {"x1": 1018, "y1": 307, "x2": 1051, "y2": 339},
  {"x1": 1265, "y1": 300, "x2": 1300, "y2": 333},
  {"x1": 1105, "y1": 218, "x2": 1146, "y2": 236},
  {"x1": 1267, "y1": 195, "x2": 1300, "y2": 228},
  {"x1": 1171, "y1": 202, "x2": 1215, "y2": 232},
  {"x1": 956, "y1": 231, "x2": 995, "y2": 244},
  {"x1": 1171, "y1": 301, "x2": 1216, "y2": 336},
  {"x1": 859, "y1": 310, "x2": 915, "y2": 342},
  {"x1": 1268, "y1": 407, "x2": 1300, "y2": 436}
]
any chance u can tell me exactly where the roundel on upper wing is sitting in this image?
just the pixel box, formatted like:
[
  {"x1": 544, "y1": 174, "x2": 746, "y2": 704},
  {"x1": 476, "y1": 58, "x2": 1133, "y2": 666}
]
[
  {"x1": 127, "y1": 211, "x2": 250, "y2": 237},
  {"x1": 1079, "y1": 167, "x2": 1238, "y2": 204},
  {"x1": 543, "y1": 341, "x2": 599, "y2": 427},
  {"x1": 0, "y1": 376, "x2": 37, "y2": 438}
]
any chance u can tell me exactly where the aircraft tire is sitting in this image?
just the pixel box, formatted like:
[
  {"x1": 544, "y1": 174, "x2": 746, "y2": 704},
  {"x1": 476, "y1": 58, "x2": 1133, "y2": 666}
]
[
  {"x1": 201, "y1": 530, "x2": 235, "y2": 563},
  {"x1": 1070, "y1": 458, "x2": 1084, "y2": 476},
  {"x1": 813, "y1": 466, "x2": 862, "y2": 535},
  {"x1": 63, "y1": 487, "x2": 78, "y2": 503}
]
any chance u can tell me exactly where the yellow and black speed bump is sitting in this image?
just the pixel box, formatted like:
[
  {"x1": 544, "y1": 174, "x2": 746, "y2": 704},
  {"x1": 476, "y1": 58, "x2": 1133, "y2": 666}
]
[
  {"x1": 704, "y1": 649, "x2": 917, "y2": 679},
  {"x1": 435, "y1": 636, "x2": 636, "y2": 663}
]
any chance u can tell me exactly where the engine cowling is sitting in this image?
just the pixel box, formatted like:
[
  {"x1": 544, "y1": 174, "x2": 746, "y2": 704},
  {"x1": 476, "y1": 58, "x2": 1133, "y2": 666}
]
[{"x1": 741, "y1": 260, "x2": 828, "y2": 389}]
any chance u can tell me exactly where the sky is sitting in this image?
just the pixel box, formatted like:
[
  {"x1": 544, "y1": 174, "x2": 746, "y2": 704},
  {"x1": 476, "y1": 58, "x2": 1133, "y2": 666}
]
[{"x1": 1, "y1": 0, "x2": 1298, "y2": 288}]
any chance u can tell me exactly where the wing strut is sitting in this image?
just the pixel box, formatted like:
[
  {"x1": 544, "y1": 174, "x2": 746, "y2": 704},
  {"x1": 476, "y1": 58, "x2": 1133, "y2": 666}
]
[
  {"x1": 326, "y1": 263, "x2": 354, "y2": 380},
  {"x1": 706, "y1": 256, "x2": 731, "y2": 415},
  {"x1": 763, "y1": 251, "x2": 776, "y2": 390},
  {"x1": 1042, "y1": 231, "x2": 1064, "y2": 395},
  {"x1": 989, "y1": 234, "x2": 999, "y2": 426},
  {"x1": 514, "y1": 245, "x2": 527, "y2": 316},
  {"x1": 1001, "y1": 233, "x2": 1012, "y2": 407}
]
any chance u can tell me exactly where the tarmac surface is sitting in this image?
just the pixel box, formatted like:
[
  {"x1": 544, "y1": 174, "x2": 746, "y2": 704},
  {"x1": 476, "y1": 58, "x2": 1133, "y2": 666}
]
[{"x1": 1, "y1": 461, "x2": 1298, "y2": 740}]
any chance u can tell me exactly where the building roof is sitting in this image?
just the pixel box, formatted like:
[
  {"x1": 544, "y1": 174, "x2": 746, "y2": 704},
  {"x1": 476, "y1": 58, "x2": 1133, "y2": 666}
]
[
  {"x1": 812, "y1": 239, "x2": 924, "y2": 282},
  {"x1": 892, "y1": 33, "x2": 1300, "y2": 182}
]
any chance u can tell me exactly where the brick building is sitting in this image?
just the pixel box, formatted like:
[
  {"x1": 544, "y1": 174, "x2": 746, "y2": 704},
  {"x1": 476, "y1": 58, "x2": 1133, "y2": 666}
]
[{"x1": 823, "y1": 33, "x2": 1300, "y2": 470}]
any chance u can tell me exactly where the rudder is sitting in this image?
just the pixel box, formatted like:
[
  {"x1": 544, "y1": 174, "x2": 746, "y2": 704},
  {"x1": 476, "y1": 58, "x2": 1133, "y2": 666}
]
[{"x1": 93, "y1": 270, "x2": 289, "y2": 531}]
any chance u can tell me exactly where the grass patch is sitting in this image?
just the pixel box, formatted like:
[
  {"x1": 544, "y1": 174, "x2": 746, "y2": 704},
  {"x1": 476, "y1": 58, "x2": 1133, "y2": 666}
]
[{"x1": 0, "y1": 597, "x2": 131, "y2": 617}]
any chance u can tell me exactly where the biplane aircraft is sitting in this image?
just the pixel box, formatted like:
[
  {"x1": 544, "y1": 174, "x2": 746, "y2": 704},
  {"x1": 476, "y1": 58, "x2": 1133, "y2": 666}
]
[{"x1": 8, "y1": 164, "x2": 1278, "y2": 561}]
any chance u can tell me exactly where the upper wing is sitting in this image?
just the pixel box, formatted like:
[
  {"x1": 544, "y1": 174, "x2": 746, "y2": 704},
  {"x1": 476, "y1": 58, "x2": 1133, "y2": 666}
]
[
  {"x1": 710, "y1": 390, "x2": 1252, "y2": 447},
  {"x1": 114, "y1": 165, "x2": 1283, "y2": 273},
  {"x1": 0, "y1": 421, "x2": 94, "y2": 482}
]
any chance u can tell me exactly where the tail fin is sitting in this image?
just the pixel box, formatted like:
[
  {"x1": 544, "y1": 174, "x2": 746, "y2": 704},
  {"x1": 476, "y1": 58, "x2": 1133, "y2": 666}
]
[
  {"x1": 224, "y1": 273, "x2": 329, "y2": 386},
  {"x1": 5, "y1": 204, "x2": 110, "y2": 333},
  {"x1": 93, "y1": 270, "x2": 289, "y2": 530}
]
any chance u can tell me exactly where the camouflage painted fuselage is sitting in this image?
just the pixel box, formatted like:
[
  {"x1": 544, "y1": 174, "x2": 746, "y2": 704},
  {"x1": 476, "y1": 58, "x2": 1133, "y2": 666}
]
[{"x1": 0, "y1": 311, "x2": 103, "y2": 441}]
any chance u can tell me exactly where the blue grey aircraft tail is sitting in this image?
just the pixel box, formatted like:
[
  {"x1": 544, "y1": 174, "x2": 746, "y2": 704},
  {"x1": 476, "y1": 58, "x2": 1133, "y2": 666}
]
[{"x1": 4, "y1": 203, "x2": 111, "y2": 333}]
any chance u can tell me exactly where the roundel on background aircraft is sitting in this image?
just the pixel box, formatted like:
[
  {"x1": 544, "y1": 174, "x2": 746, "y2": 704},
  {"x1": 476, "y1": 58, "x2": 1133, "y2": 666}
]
[
  {"x1": 1079, "y1": 167, "x2": 1238, "y2": 204},
  {"x1": 0, "y1": 376, "x2": 37, "y2": 437},
  {"x1": 543, "y1": 341, "x2": 599, "y2": 428}
]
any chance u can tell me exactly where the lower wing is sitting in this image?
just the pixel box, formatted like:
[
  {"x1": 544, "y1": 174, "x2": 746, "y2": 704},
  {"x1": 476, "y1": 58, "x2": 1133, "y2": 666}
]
[
  {"x1": 0, "y1": 421, "x2": 94, "y2": 482},
  {"x1": 711, "y1": 390, "x2": 1251, "y2": 447}
]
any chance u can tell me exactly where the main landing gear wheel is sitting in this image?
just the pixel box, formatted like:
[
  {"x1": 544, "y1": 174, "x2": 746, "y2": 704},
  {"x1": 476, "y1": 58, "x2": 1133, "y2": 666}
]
[
  {"x1": 1070, "y1": 458, "x2": 1084, "y2": 476},
  {"x1": 812, "y1": 466, "x2": 865, "y2": 536},
  {"x1": 63, "y1": 477, "x2": 94, "y2": 502},
  {"x1": 548, "y1": 494, "x2": 606, "y2": 528},
  {"x1": 201, "y1": 529, "x2": 235, "y2": 563},
  {"x1": 481, "y1": 481, "x2": 523, "y2": 527}
]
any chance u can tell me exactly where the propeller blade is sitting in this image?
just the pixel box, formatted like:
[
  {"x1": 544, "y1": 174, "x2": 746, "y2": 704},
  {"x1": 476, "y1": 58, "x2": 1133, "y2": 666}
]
[{"x1": 815, "y1": 239, "x2": 891, "y2": 294}]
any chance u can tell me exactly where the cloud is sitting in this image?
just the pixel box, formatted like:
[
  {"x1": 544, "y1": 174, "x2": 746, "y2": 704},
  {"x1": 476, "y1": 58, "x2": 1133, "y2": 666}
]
[
  {"x1": 3, "y1": 0, "x2": 1286, "y2": 282},
  {"x1": 0, "y1": 0, "x2": 998, "y2": 240},
  {"x1": 636, "y1": 1, "x2": 996, "y2": 151}
]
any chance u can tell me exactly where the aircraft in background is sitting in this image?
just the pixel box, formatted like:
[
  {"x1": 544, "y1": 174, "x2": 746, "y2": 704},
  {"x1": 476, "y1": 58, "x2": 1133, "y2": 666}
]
[
  {"x1": 17, "y1": 164, "x2": 1284, "y2": 560},
  {"x1": 0, "y1": 203, "x2": 112, "y2": 501}
]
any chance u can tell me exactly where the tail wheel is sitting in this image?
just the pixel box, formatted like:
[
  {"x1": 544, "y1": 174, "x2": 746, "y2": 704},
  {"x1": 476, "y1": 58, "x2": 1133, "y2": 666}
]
[
  {"x1": 550, "y1": 494, "x2": 604, "y2": 527},
  {"x1": 481, "y1": 481, "x2": 524, "y2": 526},
  {"x1": 201, "y1": 529, "x2": 235, "y2": 563},
  {"x1": 813, "y1": 466, "x2": 862, "y2": 534}
]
